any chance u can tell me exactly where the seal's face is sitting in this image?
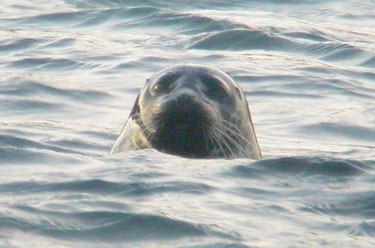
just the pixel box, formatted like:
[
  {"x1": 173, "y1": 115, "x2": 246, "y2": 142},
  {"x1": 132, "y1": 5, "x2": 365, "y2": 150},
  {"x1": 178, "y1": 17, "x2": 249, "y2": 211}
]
[
  {"x1": 127, "y1": 64, "x2": 261, "y2": 159},
  {"x1": 110, "y1": 64, "x2": 261, "y2": 159}
]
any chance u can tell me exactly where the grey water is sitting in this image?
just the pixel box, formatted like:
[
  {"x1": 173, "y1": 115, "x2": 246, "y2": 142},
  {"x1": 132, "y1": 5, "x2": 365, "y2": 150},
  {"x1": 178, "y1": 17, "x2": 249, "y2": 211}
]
[{"x1": 0, "y1": 0, "x2": 374, "y2": 247}]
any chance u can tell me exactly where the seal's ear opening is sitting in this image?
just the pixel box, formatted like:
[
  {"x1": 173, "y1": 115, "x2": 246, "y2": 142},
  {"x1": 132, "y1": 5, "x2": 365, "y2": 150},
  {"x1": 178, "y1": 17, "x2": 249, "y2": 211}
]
[{"x1": 235, "y1": 87, "x2": 243, "y2": 100}]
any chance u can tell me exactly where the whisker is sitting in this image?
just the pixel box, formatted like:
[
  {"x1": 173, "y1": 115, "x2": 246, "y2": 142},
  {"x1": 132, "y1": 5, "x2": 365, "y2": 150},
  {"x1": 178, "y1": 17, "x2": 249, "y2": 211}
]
[
  {"x1": 210, "y1": 126, "x2": 236, "y2": 159},
  {"x1": 214, "y1": 123, "x2": 252, "y2": 158},
  {"x1": 220, "y1": 119, "x2": 257, "y2": 152},
  {"x1": 208, "y1": 126, "x2": 228, "y2": 159},
  {"x1": 212, "y1": 125, "x2": 243, "y2": 158}
]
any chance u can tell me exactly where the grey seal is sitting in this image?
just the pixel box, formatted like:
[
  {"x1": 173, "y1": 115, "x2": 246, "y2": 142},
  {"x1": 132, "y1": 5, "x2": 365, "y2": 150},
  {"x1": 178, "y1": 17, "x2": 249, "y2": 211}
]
[{"x1": 110, "y1": 64, "x2": 262, "y2": 159}]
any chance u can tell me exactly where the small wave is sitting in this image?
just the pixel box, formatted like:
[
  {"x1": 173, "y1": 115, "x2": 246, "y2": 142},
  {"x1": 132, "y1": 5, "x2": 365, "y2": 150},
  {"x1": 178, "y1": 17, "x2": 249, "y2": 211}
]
[
  {"x1": 348, "y1": 220, "x2": 375, "y2": 237},
  {"x1": 0, "y1": 147, "x2": 82, "y2": 165},
  {"x1": 234, "y1": 74, "x2": 306, "y2": 84},
  {"x1": 179, "y1": 243, "x2": 250, "y2": 248},
  {"x1": 0, "y1": 77, "x2": 110, "y2": 102},
  {"x1": 245, "y1": 90, "x2": 322, "y2": 99},
  {"x1": 229, "y1": 157, "x2": 373, "y2": 179},
  {"x1": 110, "y1": 8, "x2": 245, "y2": 35},
  {"x1": 0, "y1": 132, "x2": 91, "y2": 156},
  {"x1": 188, "y1": 29, "x2": 301, "y2": 51},
  {"x1": 0, "y1": 179, "x2": 214, "y2": 197},
  {"x1": 19, "y1": 10, "x2": 90, "y2": 27},
  {"x1": 306, "y1": 191, "x2": 375, "y2": 219},
  {"x1": 285, "y1": 31, "x2": 329, "y2": 42},
  {"x1": 11, "y1": 7, "x2": 224, "y2": 32},
  {"x1": 0, "y1": 38, "x2": 43, "y2": 53},
  {"x1": 9, "y1": 57, "x2": 85, "y2": 70},
  {"x1": 0, "y1": 98, "x2": 62, "y2": 114},
  {"x1": 360, "y1": 56, "x2": 375, "y2": 68},
  {"x1": 0, "y1": 205, "x2": 241, "y2": 243},
  {"x1": 145, "y1": 12, "x2": 246, "y2": 34},
  {"x1": 319, "y1": 44, "x2": 370, "y2": 63},
  {"x1": 42, "y1": 38, "x2": 76, "y2": 49},
  {"x1": 0, "y1": 210, "x2": 205, "y2": 242},
  {"x1": 48, "y1": 139, "x2": 108, "y2": 154},
  {"x1": 77, "y1": 7, "x2": 161, "y2": 27},
  {"x1": 300, "y1": 122, "x2": 375, "y2": 143},
  {"x1": 0, "y1": 121, "x2": 113, "y2": 160},
  {"x1": 295, "y1": 41, "x2": 374, "y2": 66}
]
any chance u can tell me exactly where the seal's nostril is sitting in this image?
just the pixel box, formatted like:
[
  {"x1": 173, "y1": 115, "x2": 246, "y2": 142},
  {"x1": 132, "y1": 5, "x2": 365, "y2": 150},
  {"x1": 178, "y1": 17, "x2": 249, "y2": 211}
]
[
  {"x1": 172, "y1": 87, "x2": 200, "y2": 99},
  {"x1": 163, "y1": 94, "x2": 203, "y2": 114},
  {"x1": 176, "y1": 94, "x2": 194, "y2": 102}
]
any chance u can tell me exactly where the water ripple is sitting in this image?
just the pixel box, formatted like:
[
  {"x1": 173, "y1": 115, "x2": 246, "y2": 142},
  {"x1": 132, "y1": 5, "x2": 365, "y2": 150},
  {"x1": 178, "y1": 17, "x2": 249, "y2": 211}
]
[
  {"x1": 0, "y1": 38, "x2": 43, "y2": 53},
  {"x1": 230, "y1": 157, "x2": 373, "y2": 178},
  {"x1": 0, "y1": 179, "x2": 214, "y2": 197},
  {"x1": 188, "y1": 29, "x2": 301, "y2": 51},
  {"x1": 0, "y1": 0, "x2": 374, "y2": 247},
  {"x1": 300, "y1": 123, "x2": 375, "y2": 143},
  {"x1": 10, "y1": 57, "x2": 85, "y2": 70},
  {"x1": 1, "y1": 207, "x2": 208, "y2": 242},
  {"x1": 0, "y1": 78, "x2": 110, "y2": 101}
]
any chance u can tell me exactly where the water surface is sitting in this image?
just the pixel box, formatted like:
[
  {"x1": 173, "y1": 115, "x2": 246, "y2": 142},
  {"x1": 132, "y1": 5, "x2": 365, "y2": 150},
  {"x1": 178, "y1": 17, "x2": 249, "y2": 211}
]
[{"x1": 0, "y1": 0, "x2": 374, "y2": 247}]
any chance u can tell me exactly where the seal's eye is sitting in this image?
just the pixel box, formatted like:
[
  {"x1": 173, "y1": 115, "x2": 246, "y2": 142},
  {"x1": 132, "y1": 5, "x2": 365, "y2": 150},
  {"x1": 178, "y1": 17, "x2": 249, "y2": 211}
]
[
  {"x1": 151, "y1": 73, "x2": 179, "y2": 94},
  {"x1": 152, "y1": 81, "x2": 171, "y2": 93},
  {"x1": 202, "y1": 75, "x2": 228, "y2": 101},
  {"x1": 207, "y1": 86, "x2": 228, "y2": 100},
  {"x1": 152, "y1": 83, "x2": 165, "y2": 92}
]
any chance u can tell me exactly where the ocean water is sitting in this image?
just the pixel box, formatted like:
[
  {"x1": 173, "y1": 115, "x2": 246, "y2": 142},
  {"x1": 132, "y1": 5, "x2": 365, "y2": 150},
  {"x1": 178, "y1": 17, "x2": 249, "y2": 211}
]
[{"x1": 0, "y1": 0, "x2": 374, "y2": 247}]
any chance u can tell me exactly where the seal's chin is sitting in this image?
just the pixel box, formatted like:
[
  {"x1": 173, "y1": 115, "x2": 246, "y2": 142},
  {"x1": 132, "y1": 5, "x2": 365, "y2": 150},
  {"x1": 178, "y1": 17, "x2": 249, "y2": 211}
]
[{"x1": 150, "y1": 96, "x2": 213, "y2": 158}]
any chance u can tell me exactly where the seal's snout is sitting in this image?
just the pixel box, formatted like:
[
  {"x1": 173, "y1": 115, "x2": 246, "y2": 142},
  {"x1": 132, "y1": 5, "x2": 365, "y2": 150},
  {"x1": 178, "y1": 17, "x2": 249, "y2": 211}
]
[
  {"x1": 152, "y1": 94, "x2": 212, "y2": 158},
  {"x1": 162, "y1": 94, "x2": 207, "y2": 127}
]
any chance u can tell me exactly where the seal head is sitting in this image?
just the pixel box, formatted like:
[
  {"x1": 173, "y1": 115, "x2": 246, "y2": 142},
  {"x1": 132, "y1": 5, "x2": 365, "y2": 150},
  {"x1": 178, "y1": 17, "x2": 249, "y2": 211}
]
[{"x1": 110, "y1": 64, "x2": 262, "y2": 159}]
